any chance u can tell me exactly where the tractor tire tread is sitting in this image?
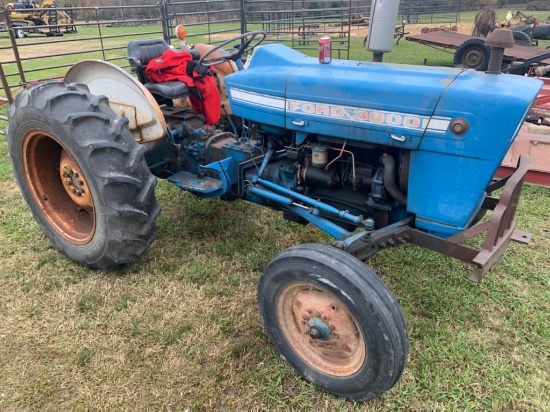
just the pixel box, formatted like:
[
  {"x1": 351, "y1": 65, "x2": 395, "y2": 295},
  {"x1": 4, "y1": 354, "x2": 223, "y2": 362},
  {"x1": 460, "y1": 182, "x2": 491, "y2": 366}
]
[
  {"x1": 7, "y1": 81, "x2": 160, "y2": 271},
  {"x1": 259, "y1": 243, "x2": 408, "y2": 401}
]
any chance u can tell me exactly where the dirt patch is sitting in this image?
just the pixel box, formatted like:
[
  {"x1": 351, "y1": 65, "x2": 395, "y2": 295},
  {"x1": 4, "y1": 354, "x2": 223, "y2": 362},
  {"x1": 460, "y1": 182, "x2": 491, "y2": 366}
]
[
  {"x1": 350, "y1": 22, "x2": 475, "y2": 39},
  {"x1": 0, "y1": 35, "x2": 127, "y2": 60},
  {"x1": 206, "y1": 22, "x2": 475, "y2": 43}
]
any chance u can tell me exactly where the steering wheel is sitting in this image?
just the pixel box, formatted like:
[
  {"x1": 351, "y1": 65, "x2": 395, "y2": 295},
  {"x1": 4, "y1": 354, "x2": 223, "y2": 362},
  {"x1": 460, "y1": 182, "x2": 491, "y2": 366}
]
[{"x1": 199, "y1": 31, "x2": 266, "y2": 67}]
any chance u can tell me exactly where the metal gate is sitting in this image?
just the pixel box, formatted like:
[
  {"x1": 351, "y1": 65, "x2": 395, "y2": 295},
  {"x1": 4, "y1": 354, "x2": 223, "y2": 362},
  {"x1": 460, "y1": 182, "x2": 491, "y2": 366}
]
[{"x1": 0, "y1": 0, "x2": 461, "y2": 128}]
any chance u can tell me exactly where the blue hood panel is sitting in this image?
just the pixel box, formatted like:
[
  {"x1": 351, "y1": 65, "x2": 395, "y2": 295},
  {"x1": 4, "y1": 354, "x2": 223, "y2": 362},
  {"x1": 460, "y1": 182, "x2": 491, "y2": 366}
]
[
  {"x1": 225, "y1": 43, "x2": 542, "y2": 235},
  {"x1": 226, "y1": 44, "x2": 462, "y2": 148}
]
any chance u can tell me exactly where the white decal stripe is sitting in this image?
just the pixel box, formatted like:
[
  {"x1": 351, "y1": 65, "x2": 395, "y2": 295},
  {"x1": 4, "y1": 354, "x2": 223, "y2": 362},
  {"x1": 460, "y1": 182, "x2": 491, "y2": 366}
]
[
  {"x1": 286, "y1": 98, "x2": 433, "y2": 132},
  {"x1": 230, "y1": 91, "x2": 452, "y2": 133},
  {"x1": 230, "y1": 89, "x2": 285, "y2": 110},
  {"x1": 426, "y1": 118, "x2": 451, "y2": 132}
]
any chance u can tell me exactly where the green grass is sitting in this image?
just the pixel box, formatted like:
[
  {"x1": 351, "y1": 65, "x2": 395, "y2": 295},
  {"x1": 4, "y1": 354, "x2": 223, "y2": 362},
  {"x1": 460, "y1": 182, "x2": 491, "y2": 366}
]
[
  {"x1": 1, "y1": 14, "x2": 550, "y2": 410},
  {"x1": 1, "y1": 125, "x2": 549, "y2": 410}
]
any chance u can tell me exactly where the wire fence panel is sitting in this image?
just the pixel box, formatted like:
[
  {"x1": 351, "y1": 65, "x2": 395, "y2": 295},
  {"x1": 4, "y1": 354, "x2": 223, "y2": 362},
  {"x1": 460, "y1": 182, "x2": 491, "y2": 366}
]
[
  {"x1": 0, "y1": 3, "x2": 165, "y2": 108},
  {"x1": 243, "y1": 0, "x2": 353, "y2": 59},
  {"x1": 0, "y1": 0, "x2": 461, "y2": 113}
]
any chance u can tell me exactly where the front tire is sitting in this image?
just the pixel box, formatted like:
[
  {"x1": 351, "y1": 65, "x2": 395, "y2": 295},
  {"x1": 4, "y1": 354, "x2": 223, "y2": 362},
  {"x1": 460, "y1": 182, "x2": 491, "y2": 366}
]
[
  {"x1": 6, "y1": 81, "x2": 161, "y2": 271},
  {"x1": 258, "y1": 244, "x2": 408, "y2": 401}
]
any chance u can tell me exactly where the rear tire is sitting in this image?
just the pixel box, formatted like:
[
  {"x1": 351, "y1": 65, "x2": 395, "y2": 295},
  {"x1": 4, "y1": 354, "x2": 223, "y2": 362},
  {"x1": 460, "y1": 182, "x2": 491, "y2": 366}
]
[
  {"x1": 258, "y1": 243, "x2": 408, "y2": 401},
  {"x1": 453, "y1": 38, "x2": 490, "y2": 71},
  {"x1": 6, "y1": 81, "x2": 161, "y2": 271}
]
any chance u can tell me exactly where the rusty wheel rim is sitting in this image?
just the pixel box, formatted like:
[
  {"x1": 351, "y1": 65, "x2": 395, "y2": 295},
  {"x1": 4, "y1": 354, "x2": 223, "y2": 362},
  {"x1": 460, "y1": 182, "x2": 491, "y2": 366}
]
[
  {"x1": 277, "y1": 281, "x2": 366, "y2": 376},
  {"x1": 463, "y1": 49, "x2": 484, "y2": 68},
  {"x1": 22, "y1": 131, "x2": 96, "y2": 244}
]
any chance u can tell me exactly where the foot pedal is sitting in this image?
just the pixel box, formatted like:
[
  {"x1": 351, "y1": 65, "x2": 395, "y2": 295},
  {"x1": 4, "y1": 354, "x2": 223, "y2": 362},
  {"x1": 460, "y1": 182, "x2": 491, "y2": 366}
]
[{"x1": 168, "y1": 172, "x2": 223, "y2": 194}]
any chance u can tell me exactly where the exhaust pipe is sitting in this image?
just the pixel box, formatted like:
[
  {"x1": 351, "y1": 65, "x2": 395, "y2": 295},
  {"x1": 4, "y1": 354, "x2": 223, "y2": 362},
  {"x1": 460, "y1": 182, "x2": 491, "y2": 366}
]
[
  {"x1": 365, "y1": 0, "x2": 401, "y2": 62},
  {"x1": 381, "y1": 154, "x2": 407, "y2": 207},
  {"x1": 485, "y1": 28, "x2": 514, "y2": 74}
]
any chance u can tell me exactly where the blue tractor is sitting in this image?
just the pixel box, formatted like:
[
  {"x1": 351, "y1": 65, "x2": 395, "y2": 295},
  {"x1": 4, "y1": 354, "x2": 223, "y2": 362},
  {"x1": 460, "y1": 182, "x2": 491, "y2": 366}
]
[{"x1": 5, "y1": 28, "x2": 541, "y2": 400}]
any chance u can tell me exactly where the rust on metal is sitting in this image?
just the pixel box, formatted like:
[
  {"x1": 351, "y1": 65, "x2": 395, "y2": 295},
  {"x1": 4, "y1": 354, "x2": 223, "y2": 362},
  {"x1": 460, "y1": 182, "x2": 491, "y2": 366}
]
[
  {"x1": 277, "y1": 282, "x2": 366, "y2": 376},
  {"x1": 468, "y1": 154, "x2": 530, "y2": 281},
  {"x1": 344, "y1": 155, "x2": 531, "y2": 282},
  {"x1": 23, "y1": 131, "x2": 95, "y2": 245},
  {"x1": 59, "y1": 149, "x2": 93, "y2": 209},
  {"x1": 64, "y1": 60, "x2": 167, "y2": 143},
  {"x1": 450, "y1": 118, "x2": 469, "y2": 136},
  {"x1": 406, "y1": 31, "x2": 550, "y2": 64},
  {"x1": 0, "y1": 61, "x2": 14, "y2": 104},
  {"x1": 485, "y1": 28, "x2": 515, "y2": 49},
  {"x1": 497, "y1": 124, "x2": 550, "y2": 187}
]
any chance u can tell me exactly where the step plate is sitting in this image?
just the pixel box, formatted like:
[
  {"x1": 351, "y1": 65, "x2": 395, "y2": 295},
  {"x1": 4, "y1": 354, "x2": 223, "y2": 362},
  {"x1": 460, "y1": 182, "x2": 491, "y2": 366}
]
[{"x1": 168, "y1": 172, "x2": 223, "y2": 193}]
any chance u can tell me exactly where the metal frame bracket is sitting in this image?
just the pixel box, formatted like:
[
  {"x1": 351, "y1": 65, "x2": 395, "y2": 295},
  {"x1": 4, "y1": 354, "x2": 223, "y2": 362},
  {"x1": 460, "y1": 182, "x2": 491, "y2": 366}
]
[{"x1": 341, "y1": 155, "x2": 531, "y2": 283}]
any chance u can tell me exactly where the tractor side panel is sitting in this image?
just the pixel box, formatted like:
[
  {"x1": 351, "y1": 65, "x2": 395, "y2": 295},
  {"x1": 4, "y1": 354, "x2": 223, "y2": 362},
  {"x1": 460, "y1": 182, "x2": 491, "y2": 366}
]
[
  {"x1": 226, "y1": 44, "x2": 460, "y2": 147},
  {"x1": 408, "y1": 71, "x2": 542, "y2": 235},
  {"x1": 226, "y1": 45, "x2": 307, "y2": 129},
  {"x1": 283, "y1": 57, "x2": 459, "y2": 149}
]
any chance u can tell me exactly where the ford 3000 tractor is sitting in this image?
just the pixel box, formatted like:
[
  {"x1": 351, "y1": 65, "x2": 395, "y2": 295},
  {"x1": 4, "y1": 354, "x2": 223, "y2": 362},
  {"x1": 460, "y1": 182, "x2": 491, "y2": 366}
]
[{"x1": 6, "y1": 25, "x2": 541, "y2": 400}]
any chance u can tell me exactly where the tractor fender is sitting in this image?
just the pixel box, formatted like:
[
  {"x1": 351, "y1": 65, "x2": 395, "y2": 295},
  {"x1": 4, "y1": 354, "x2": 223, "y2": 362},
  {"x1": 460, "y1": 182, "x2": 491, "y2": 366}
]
[{"x1": 64, "y1": 60, "x2": 167, "y2": 143}]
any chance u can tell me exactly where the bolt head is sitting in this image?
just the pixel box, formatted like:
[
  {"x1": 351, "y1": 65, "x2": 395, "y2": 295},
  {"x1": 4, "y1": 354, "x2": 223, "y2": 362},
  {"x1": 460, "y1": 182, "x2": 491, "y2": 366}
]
[
  {"x1": 308, "y1": 326, "x2": 322, "y2": 340},
  {"x1": 450, "y1": 118, "x2": 469, "y2": 136},
  {"x1": 485, "y1": 28, "x2": 514, "y2": 49}
]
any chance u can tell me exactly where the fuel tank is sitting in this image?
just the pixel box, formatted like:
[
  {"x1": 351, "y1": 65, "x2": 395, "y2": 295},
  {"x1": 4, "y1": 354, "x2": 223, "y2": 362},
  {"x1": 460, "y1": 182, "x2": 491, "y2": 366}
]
[{"x1": 225, "y1": 44, "x2": 542, "y2": 236}]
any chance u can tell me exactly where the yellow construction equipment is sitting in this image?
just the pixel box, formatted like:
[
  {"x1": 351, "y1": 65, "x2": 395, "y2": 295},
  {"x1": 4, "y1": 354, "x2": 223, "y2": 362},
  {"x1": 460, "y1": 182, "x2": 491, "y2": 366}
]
[{"x1": 6, "y1": 0, "x2": 77, "y2": 37}]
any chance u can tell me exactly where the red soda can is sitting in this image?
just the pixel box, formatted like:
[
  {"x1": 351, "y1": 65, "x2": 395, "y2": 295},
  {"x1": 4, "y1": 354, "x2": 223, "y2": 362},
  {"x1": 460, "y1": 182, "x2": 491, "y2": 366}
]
[{"x1": 319, "y1": 36, "x2": 331, "y2": 64}]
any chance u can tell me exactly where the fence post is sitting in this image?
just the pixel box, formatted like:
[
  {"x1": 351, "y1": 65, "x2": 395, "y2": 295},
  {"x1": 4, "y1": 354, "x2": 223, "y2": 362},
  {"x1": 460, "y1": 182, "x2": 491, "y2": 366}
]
[
  {"x1": 3, "y1": 6, "x2": 27, "y2": 86},
  {"x1": 0, "y1": 61, "x2": 14, "y2": 104},
  {"x1": 93, "y1": 7, "x2": 107, "y2": 60},
  {"x1": 240, "y1": 0, "x2": 246, "y2": 35},
  {"x1": 160, "y1": 0, "x2": 171, "y2": 44}
]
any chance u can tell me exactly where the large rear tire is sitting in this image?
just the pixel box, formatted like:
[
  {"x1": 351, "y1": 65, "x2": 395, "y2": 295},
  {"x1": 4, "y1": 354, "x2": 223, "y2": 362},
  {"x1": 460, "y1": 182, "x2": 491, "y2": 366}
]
[
  {"x1": 258, "y1": 243, "x2": 408, "y2": 401},
  {"x1": 6, "y1": 81, "x2": 161, "y2": 271}
]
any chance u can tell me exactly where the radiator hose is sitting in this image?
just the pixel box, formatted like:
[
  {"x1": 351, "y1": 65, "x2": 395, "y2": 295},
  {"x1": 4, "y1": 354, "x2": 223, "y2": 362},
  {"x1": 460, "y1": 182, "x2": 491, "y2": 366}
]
[{"x1": 381, "y1": 154, "x2": 407, "y2": 207}]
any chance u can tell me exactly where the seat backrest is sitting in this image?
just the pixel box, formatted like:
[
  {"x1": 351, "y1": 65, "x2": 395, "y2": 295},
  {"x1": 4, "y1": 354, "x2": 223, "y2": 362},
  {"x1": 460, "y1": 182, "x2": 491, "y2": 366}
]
[{"x1": 127, "y1": 38, "x2": 171, "y2": 84}]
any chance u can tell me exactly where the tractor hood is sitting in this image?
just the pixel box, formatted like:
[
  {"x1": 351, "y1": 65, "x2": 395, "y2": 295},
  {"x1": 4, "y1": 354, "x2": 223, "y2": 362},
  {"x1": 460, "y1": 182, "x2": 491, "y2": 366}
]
[
  {"x1": 226, "y1": 43, "x2": 462, "y2": 149},
  {"x1": 225, "y1": 44, "x2": 540, "y2": 151},
  {"x1": 225, "y1": 44, "x2": 542, "y2": 235}
]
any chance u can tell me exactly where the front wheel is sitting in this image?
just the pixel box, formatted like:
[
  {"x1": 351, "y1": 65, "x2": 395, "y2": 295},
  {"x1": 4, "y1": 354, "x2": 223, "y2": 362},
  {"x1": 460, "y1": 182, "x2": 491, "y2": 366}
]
[
  {"x1": 7, "y1": 81, "x2": 161, "y2": 271},
  {"x1": 258, "y1": 244, "x2": 408, "y2": 401},
  {"x1": 512, "y1": 30, "x2": 531, "y2": 44}
]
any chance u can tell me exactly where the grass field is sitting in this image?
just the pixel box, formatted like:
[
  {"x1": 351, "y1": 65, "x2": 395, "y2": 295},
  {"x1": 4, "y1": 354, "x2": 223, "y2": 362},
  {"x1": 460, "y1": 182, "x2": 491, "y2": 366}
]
[{"x1": 1, "y1": 12, "x2": 550, "y2": 411}]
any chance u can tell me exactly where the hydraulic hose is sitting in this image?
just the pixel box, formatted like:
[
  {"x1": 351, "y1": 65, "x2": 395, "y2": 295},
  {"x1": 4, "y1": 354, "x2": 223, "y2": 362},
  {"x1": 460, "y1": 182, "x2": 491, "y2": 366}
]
[{"x1": 381, "y1": 154, "x2": 407, "y2": 207}]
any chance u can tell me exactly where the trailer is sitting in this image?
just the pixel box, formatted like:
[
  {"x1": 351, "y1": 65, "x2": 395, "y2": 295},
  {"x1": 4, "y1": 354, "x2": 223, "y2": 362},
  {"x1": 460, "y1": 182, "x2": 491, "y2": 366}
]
[
  {"x1": 406, "y1": 30, "x2": 550, "y2": 71},
  {"x1": 405, "y1": 30, "x2": 550, "y2": 187},
  {"x1": 497, "y1": 78, "x2": 550, "y2": 187}
]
